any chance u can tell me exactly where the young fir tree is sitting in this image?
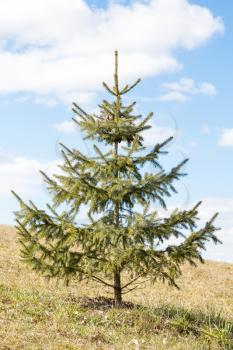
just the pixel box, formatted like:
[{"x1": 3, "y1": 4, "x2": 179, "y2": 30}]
[{"x1": 13, "y1": 51, "x2": 220, "y2": 306}]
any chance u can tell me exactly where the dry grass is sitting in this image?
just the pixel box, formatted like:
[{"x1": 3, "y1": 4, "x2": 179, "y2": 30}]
[{"x1": 0, "y1": 224, "x2": 233, "y2": 349}]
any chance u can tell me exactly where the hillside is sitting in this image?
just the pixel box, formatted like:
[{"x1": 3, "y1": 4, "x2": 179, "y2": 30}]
[{"x1": 0, "y1": 224, "x2": 233, "y2": 349}]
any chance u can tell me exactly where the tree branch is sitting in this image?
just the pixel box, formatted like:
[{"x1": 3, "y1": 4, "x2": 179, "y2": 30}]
[
  {"x1": 122, "y1": 277, "x2": 151, "y2": 290},
  {"x1": 121, "y1": 285, "x2": 139, "y2": 295},
  {"x1": 121, "y1": 275, "x2": 142, "y2": 290},
  {"x1": 92, "y1": 275, "x2": 115, "y2": 289}
]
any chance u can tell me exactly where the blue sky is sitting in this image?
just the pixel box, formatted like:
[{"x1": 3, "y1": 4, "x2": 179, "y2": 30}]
[{"x1": 0, "y1": 0, "x2": 232, "y2": 262}]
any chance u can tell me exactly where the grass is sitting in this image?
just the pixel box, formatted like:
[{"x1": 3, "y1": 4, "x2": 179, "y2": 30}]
[{"x1": 0, "y1": 224, "x2": 233, "y2": 349}]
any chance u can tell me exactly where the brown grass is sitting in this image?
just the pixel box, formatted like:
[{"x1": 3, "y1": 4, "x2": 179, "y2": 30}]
[{"x1": 0, "y1": 224, "x2": 233, "y2": 349}]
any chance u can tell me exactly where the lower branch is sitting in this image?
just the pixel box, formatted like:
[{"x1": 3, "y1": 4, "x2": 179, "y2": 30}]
[
  {"x1": 121, "y1": 274, "x2": 143, "y2": 290},
  {"x1": 92, "y1": 275, "x2": 115, "y2": 289}
]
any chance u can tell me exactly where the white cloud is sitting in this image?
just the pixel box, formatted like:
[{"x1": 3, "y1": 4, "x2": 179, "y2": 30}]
[
  {"x1": 196, "y1": 197, "x2": 233, "y2": 227},
  {"x1": 0, "y1": 151, "x2": 59, "y2": 198},
  {"x1": 0, "y1": 0, "x2": 223, "y2": 105},
  {"x1": 201, "y1": 123, "x2": 211, "y2": 134},
  {"x1": 54, "y1": 120, "x2": 77, "y2": 133},
  {"x1": 189, "y1": 141, "x2": 198, "y2": 147},
  {"x1": 155, "y1": 197, "x2": 233, "y2": 263},
  {"x1": 157, "y1": 91, "x2": 188, "y2": 102},
  {"x1": 199, "y1": 82, "x2": 217, "y2": 96},
  {"x1": 0, "y1": 150, "x2": 91, "y2": 223},
  {"x1": 195, "y1": 197, "x2": 233, "y2": 262},
  {"x1": 157, "y1": 197, "x2": 233, "y2": 230},
  {"x1": 158, "y1": 77, "x2": 217, "y2": 102},
  {"x1": 142, "y1": 124, "x2": 176, "y2": 147},
  {"x1": 218, "y1": 128, "x2": 233, "y2": 146}
]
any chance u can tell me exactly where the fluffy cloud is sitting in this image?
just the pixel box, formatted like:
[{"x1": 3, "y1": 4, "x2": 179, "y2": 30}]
[
  {"x1": 158, "y1": 77, "x2": 217, "y2": 102},
  {"x1": 218, "y1": 128, "x2": 233, "y2": 146},
  {"x1": 0, "y1": 151, "x2": 59, "y2": 198},
  {"x1": 200, "y1": 123, "x2": 211, "y2": 134},
  {"x1": 196, "y1": 197, "x2": 233, "y2": 228},
  {"x1": 0, "y1": 151, "x2": 93, "y2": 224},
  {"x1": 54, "y1": 120, "x2": 77, "y2": 133},
  {"x1": 195, "y1": 197, "x2": 233, "y2": 262},
  {"x1": 142, "y1": 124, "x2": 176, "y2": 147},
  {"x1": 158, "y1": 197, "x2": 233, "y2": 228},
  {"x1": 0, "y1": 0, "x2": 223, "y2": 105},
  {"x1": 155, "y1": 197, "x2": 233, "y2": 262},
  {"x1": 157, "y1": 91, "x2": 188, "y2": 103}
]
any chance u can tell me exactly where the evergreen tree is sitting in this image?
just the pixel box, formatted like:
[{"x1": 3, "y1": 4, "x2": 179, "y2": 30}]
[{"x1": 12, "y1": 51, "x2": 220, "y2": 306}]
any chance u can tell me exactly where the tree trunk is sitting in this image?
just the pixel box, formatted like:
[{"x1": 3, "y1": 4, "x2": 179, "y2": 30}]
[
  {"x1": 114, "y1": 271, "x2": 122, "y2": 306},
  {"x1": 113, "y1": 54, "x2": 122, "y2": 307}
]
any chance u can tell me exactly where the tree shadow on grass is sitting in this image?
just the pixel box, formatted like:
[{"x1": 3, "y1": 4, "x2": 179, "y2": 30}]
[{"x1": 66, "y1": 295, "x2": 135, "y2": 310}]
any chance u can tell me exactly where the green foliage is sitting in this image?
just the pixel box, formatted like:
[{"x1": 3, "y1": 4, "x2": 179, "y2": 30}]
[{"x1": 12, "y1": 51, "x2": 220, "y2": 304}]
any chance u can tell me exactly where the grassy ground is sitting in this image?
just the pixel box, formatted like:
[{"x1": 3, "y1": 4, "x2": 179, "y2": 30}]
[{"x1": 0, "y1": 224, "x2": 233, "y2": 349}]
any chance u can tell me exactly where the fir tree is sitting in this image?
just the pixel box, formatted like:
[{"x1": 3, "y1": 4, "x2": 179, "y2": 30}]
[{"x1": 12, "y1": 51, "x2": 220, "y2": 306}]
